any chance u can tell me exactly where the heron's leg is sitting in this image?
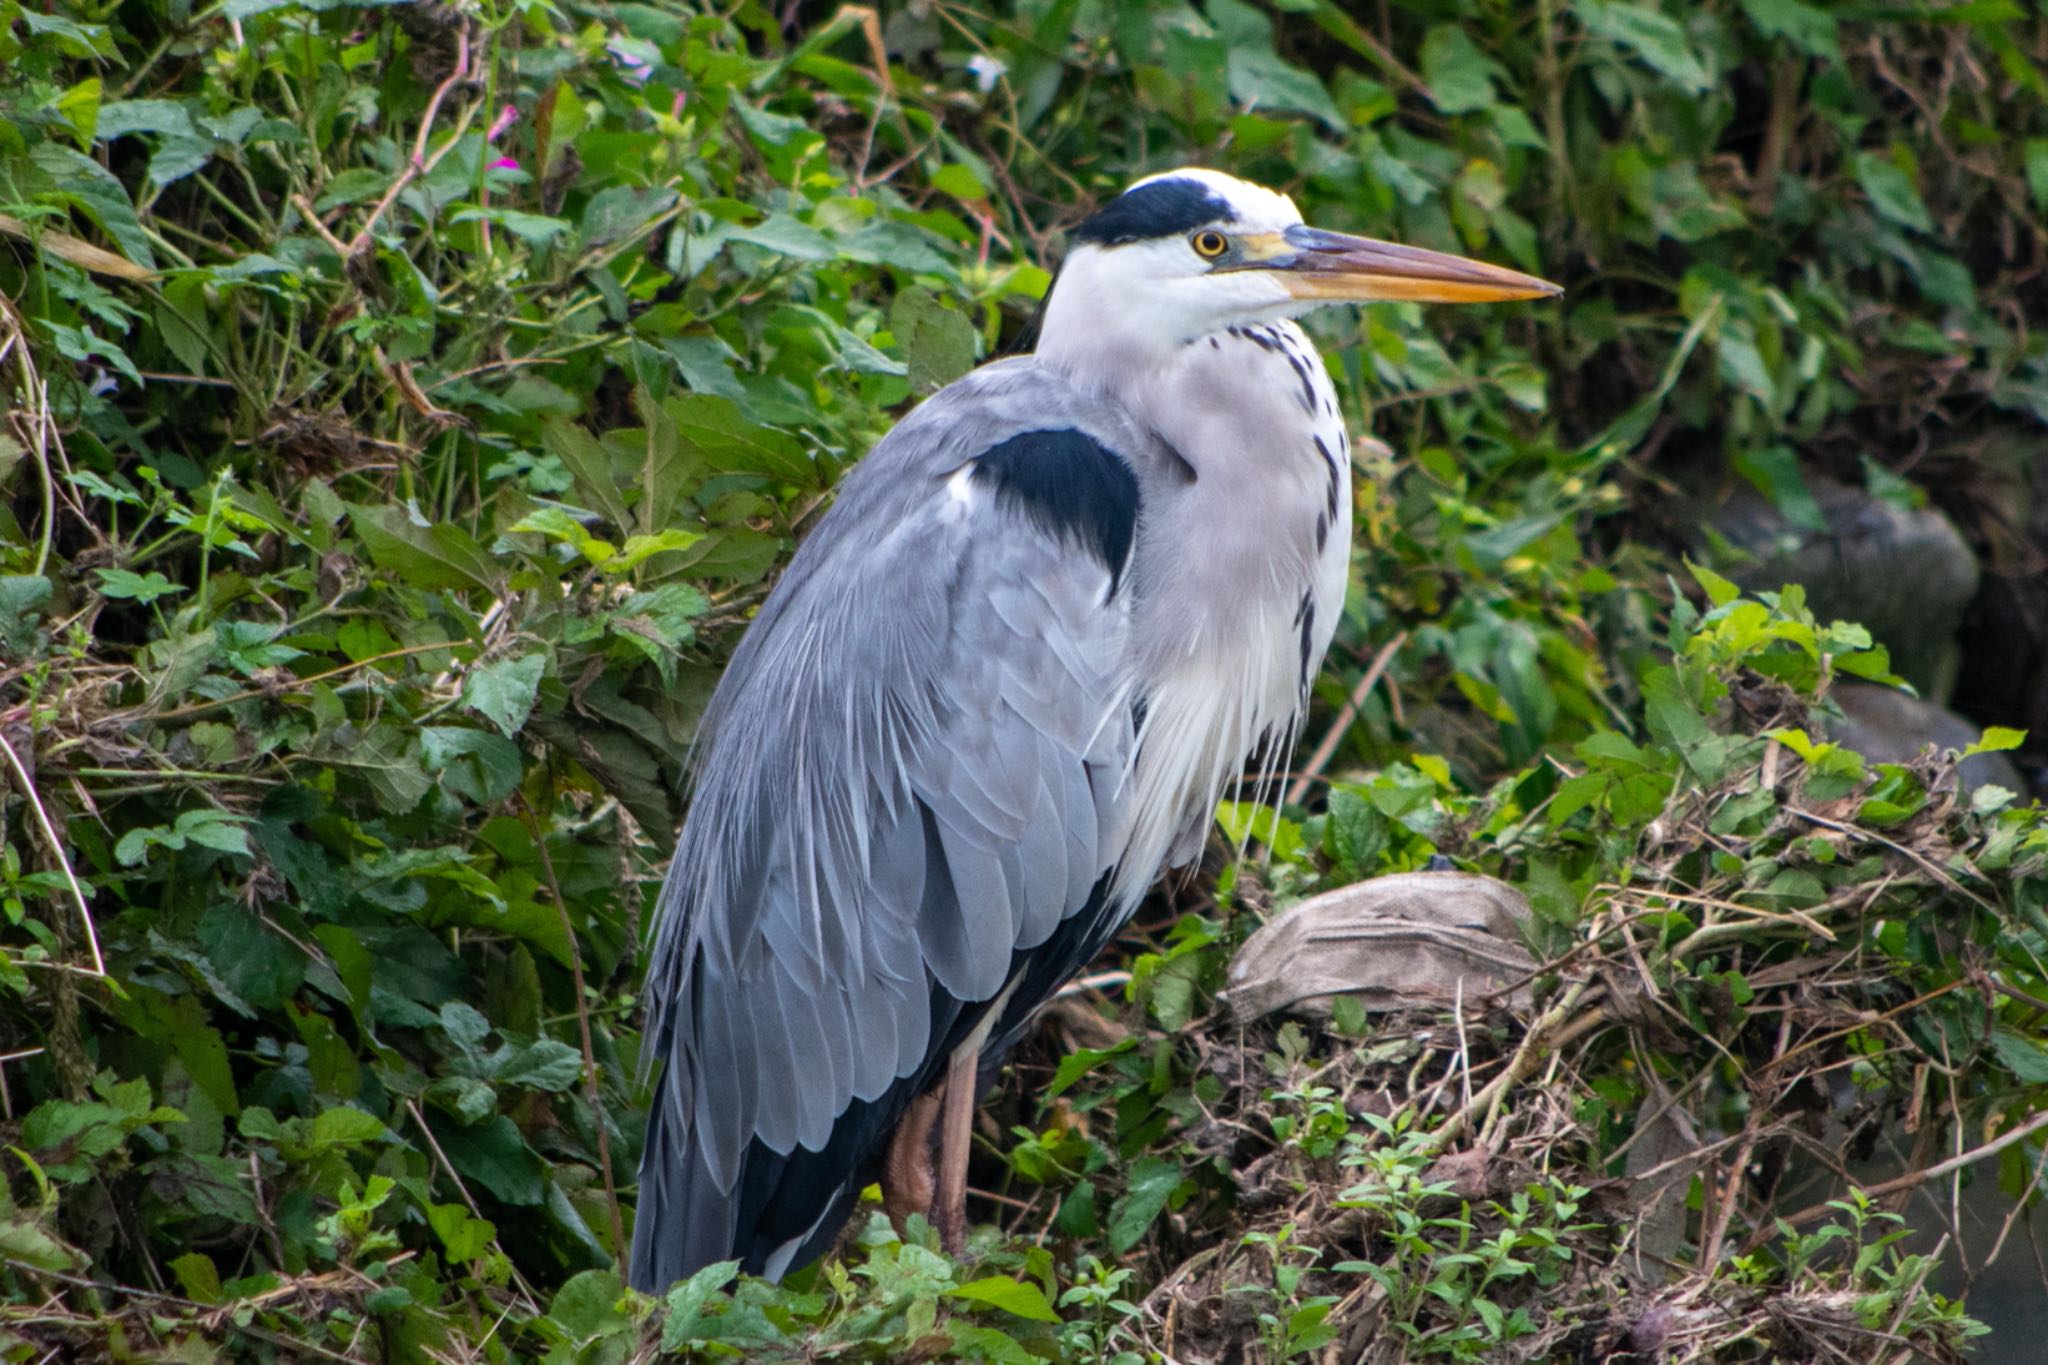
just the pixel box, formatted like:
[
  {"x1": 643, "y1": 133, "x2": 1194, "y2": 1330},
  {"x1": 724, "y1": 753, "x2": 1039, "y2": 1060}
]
[
  {"x1": 933, "y1": 1040, "x2": 978, "y2": 1255},
  {"x1": 881, "y1": 1090, "x2": 940, "y2": 1236}
]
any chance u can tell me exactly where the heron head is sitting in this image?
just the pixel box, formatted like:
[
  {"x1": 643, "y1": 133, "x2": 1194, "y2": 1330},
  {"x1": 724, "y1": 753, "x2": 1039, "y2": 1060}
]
[{"x1": 1038, "y1": 168, "x2": 1558, "y2": 369}]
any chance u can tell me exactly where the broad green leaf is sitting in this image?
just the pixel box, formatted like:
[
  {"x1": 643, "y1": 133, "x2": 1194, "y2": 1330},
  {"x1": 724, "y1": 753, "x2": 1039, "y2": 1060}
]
[
  {"x1": 94, "y1": 568, "x2": 184, "y2": 602},
  {"x1": 1991, "y1": 1027, "x2": 2048, "y2": 1084},
  {"x1": 947, "y1": 1324, "x2": 1038, "y2": 1365},
  {"x1": 196, "y1": 904, "x2": 305, "y2": 1011},
  {"x1": 2027, "y1": 140, "x2": 2048, "y2": 211},
  {"x1": 15, "y1": 6, "x2": 114, "y2": 54},
  {"x1": 661, "y1": 1258, "x2": 742, "y2": 1348},
  {"x1": 605, "y1": 529, "x2": 706, "y2": 575},
  {"x1": 347, "y1": 502, "x2": 500, "y2": 594},
  {"x1": 668, "y1": 393, "x2": 813, "y2": 483},
  {"x1": 0, "y1": 1218, "x2": 84, "y2": 1273},
  {"x1": 930, "y1": 163, "x2": 988, "y2": 200},
  {"x1": 1106, "y1": 1155, "x2": 1183, "y2": 1254},
  {"x1": 553, "y1": 1270, "x2": 630, "y2": 1343},
  {"x1": 440, "y1": 1001, "x2": 493, "y2": 1050},
  {"x1": 55, "y1": 77, "x2": 100, "y2": 148},
  {"x1": 1738, "y1": 0, "x2": 1840, "y2": 58},
  {"x1": 891, "y1": 286, "x2": 978, "y2": 396},
  {"x1": 949, "y1": 1276, "x2": 1062, "y2": 1323},
  {"x1": 97, "y1": 98, "x2": 195, "y2": 139},
  {"x1": 733, "y1": 212, "x2": 835, "y2": 260},
  {"x1": 28, "y1": 143, "x2": 156, "y2": 267},
  {"x1": 1686, "y1": 560, "x2": 1743, "y2": 608},
  {"x1": 1575, "y1": 0, "x2": 1714, "y2": 93},
  {"x1": 420, "y1": 726, "x2": 524, "y2": 804},
  {"x1": 1963, "y1": 726, "x2": 2026, "y2": 756},
  {"x1": 462, "y1": 654, "x2": 546, "y2": 737},
  {"x1": 580, "y1": 185, "x2": 679, "y2": 247},
  {"x1": 426, "y1": 1200, "x2": 497, "y2": 1263},
  {"x1": 433, "y1": 1114, "x2": 545, "y2": 1205},
  {"x1": 493, "y1": 1039, "x2": 584, "y2": 1091},
  {"x1": 1733, "y1": 445, "x2": 1824, "y2": 529},
  {"x1": 426, "y1": 1075, "x2": 499, "y2": 1126},
  {"x1": 1420, "y1": 24, "x2": 1499, "y2": 113},
  {"x1": 1852, "y1": 151, "x2": 1934, "y2": 233},
  {"x1": 1045, "y1": 1040, "x2": 1136, "y2": 1099},
  {"x1": 541, "y1": 419, "x2": 634, "y2": 531},
  {"x1": 309, "y1": 1106, "x2": 387, "y2": 1148},
  {"x1": 320, "y1": 722, "x2": 432, "y2": 811}
]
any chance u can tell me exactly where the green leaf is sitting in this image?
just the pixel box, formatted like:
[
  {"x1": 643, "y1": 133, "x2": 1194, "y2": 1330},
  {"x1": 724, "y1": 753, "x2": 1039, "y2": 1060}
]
[
  {"x1": 661, "y1": 1258, "x2": 742, "y2": 1346},
  {"x1": 1045, "y1": 1041, "x2": 1134, "y2": 1099},
  {"x1": 947, "y1": 1323, "x2": 1038, "y2": 1365},
  {"x1": 12, "y1": 6, "x2": 114, "y2": 56},
  {"x1": 347, "y1": 502, "x2": 500, "y2": 594},
  {"x1": 541, "y1": 419, "x2": 634, "y2": 531},
  {"x1": 426, "y1": 1200, "x2": 497, "y2": 1263},
  {"x1": 604, "y1": 529, "x2": 706, "y2": 575},
  {"x1": 580, "y1": 185, "x2": 679, "y2": 247},
  {"x1": 177, "y1": 808, "x2": 251, "y2": 856},
  {"x1": 930, "y1": 163, "x2": 988, "y2": 200},
  {"x1": 1206, "y1": 0, "x2": 1347, "y2": 130},
  {"x1": 462, "y1": 654, "x2": 546, "y2": 738},
  {"x1": 309, "y1": 1106, "x2": 387, "y2": 1149},
  {"x1": 668, "y1": 393, "x2": 813, "y2": 484},
  {"x1": 450, "y1": 206, "x2": 571, "y2": 246},
  {"x1": 196, "y1": 904, "x2": 305, "y2": 1011},
  {"x1": 420, "y1": 726, "x2": 524, "y2": 804},
  {"x1": 1325, "y1": 786, "x2": 1390, "y2": 880},
  {"x1": 55, "y1": 77, "x2": 101, "y2": 148},
  {"x1": 733, "y1": 212, "x2": 835, "y2": 260},
  {"x1": 1737, "y1": 0, "x2": 1840, "y2": 58},
  {"x1": 553, "y1": 1269, "x2": 630, "y2": 1343},
  {"x1": 440, "y1": 1001, "x2": 493, "y2": 1050},
  {"x1": 29, "y1": 143, "x2": 155, "y2": 267},
  {"x1": 1852, "y1": 151, "x2": 1933, "y2": 233},
  {"x1": 2026, "y1": 140, "x2": 2048, "y2": 212},
  {"x1": 97, "y1": 98, "x2": 196, "y2": 139},
  {"x1": 0, "y1": 1216, "x2": 83, "y2": 1273},
  {"x1": 426, "y1": 1075, "x2": 499, "y2": 1125},
  {"x1": 1963, "y1": 726, "x2": 2026, "y2": 756},
  {"x1": 1686, "y1": 559, "x2": 1742, "y2": 608},
  {"x1": 1575, "y1": 0, "x2": 1714, "y2": 93},
  {"x1": 321, "y1": 722, "x2": 431, "y2": 811},
  {"x1": 1991, "y1": 1026, "x2": 2048, "y2": 1084},
  {"x1": 433, "y1": 1114, "x2": 545, "y2": 1205},
  {"x1": 1106, "y1": 1155, "x2": 1183, "y2": 1254},
  {"x1": 492, "y1": 1039, "x2": 584, "y2": 1092},
  {"x1": 1419, "y1": 24, "x2": 1499, "y2": 113},
  {"x1": 949, "y1": 1276, "x2": 1062, "y2": 1323},
  {"x1": 891, "y1": 286, "x2": 978, "y2": 396}
]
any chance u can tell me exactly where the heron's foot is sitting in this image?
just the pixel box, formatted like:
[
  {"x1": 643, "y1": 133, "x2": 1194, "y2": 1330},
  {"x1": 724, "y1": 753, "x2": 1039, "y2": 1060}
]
[{"x1": 881, "y1": 1090, "x2": 940, "y2": 1237}]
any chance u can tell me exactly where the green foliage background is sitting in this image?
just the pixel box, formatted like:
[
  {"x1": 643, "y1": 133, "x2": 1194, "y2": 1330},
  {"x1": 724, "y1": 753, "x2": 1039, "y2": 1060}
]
[{"x1": 3, "y1": 0, "x2": 2048, "y2": 1357}]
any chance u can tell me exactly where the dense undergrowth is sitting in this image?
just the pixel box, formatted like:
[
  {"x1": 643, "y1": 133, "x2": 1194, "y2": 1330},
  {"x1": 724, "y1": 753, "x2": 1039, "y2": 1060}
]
[{"x1": 4, "y1": 0, "x2": 2048, "y2": 1359}]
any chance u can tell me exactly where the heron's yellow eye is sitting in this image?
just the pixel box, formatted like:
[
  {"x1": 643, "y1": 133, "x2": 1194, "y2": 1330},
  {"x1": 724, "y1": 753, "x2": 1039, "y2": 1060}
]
[{"x1": 1190, "y1": 229, "x2": 1229, "y2": 259}]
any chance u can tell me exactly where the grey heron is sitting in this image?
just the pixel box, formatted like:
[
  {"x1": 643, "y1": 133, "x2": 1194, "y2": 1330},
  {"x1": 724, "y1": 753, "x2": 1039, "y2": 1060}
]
[{"x1": 630, "y1": 168, "x2": 1557, "y2": 1290}]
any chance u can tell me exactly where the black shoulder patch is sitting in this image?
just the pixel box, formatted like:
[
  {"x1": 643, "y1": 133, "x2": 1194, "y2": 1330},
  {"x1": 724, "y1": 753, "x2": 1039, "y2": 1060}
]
[
  {"x1": 1070, "y1": 176, "x2": 1231, "y2": 248},
  {"x1": 971, "y1": 428, "x2": 1141, "y2": 589}
]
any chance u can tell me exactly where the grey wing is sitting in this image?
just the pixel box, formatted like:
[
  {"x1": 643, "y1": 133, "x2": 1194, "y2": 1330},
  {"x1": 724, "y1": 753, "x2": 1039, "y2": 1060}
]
[{"x1": 631, "y1": 365, "x2": 1151, "y2": 1288}]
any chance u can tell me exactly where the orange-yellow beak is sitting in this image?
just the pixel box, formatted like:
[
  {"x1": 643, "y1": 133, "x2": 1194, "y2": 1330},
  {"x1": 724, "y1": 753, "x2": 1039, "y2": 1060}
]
[{"x1": 1232, "y1": 225, "x2": 1560, "y2": 304}]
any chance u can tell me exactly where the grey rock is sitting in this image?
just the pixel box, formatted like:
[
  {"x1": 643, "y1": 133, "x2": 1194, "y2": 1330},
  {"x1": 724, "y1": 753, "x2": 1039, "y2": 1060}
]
[
  {"x1": 1704, "y1": 474, "x2": 1978, "y2": 700},
  {"x1": 1828, "y1": 681, "x2": 2023, "y2": 796}
]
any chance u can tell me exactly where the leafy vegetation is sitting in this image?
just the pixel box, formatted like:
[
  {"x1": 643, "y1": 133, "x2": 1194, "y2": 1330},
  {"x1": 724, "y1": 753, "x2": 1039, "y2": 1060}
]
[{"x1": 3, "y1": 0, "x2": 2047, "y2": 1359}]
